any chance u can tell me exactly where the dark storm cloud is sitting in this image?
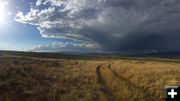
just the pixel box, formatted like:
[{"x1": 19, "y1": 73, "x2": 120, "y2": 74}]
[{"x1": 15, "y1": 0, "x2": 180, "y2": 53}]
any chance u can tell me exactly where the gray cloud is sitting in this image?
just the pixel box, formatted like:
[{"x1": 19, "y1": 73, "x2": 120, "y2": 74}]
[{"x1": 15, "y1": 0, "x2": 180, "y2": 53}]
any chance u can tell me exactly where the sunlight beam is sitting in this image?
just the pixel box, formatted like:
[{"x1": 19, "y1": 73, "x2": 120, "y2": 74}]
[{"x1": 0, "y1": 1, "x2": 8, "y2": 25}]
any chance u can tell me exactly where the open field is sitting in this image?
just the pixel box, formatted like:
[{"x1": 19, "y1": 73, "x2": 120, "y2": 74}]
[{"x1": 0, "y1": 53, "x2": 180, "y2": 101}]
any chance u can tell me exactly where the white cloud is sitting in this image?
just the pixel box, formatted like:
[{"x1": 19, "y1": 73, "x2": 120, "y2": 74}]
[
  {"x1": 30, "y1": 41, "x2": 100, "y2": 52},
  {"x1": 36, "y1": 0, "x2": 43, "y2": 6}
]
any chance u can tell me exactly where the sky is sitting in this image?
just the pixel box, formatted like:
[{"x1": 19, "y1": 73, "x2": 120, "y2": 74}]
[{"x1": 0, "y1": 0, "x2": 180, "y2": 54}]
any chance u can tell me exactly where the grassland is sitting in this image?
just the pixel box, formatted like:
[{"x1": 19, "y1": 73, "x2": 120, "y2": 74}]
[{"x1": 0, "y1": 53, "x2": 180, "y2": 101}]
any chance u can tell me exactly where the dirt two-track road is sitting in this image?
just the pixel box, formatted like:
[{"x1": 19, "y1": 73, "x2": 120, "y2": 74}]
[{"x1": 95, "y1": 63, "x2": 158, "y2": 101}]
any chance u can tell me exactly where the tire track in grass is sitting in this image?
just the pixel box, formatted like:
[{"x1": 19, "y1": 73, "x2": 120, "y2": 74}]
[
  {"x1": 96, "y1": 64, "x2": 115, "y2": 101},
  {"x1": 107, "y1": 64, "x2": 158, "y2": 101}
]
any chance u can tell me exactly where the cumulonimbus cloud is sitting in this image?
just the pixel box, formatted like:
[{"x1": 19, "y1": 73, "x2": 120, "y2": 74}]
[{"x1": 15, "y1": 0, "x2": 180, "y2": 53}]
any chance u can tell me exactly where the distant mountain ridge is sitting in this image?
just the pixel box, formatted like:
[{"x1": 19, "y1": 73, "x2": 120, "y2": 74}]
[
  {"x1": 129, "y1": 51, "x2": 180, "y2": 58},
  {"x1": 1, "y1": 50, "x2": 180, "y2": 58}
]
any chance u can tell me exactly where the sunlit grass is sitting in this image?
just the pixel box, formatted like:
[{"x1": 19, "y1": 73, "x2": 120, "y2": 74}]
[{"x1": 0, "y1": 55, "x2": 179, "y2": 101}]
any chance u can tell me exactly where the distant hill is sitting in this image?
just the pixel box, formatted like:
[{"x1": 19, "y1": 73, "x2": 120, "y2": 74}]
[
  {"x1": 0, "y1": 50, "x2": 119, "y2": 59},
  {"x1": 133, "y1": 51, "x2": 180, "y2": 58},
  {"x1": 1, "y1": 50, "x2": 180, "y2": 59}
]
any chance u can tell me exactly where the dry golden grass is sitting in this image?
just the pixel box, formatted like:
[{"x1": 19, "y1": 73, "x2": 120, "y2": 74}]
[{"x1": 0, "y1": 55, "x2": 179, "y2": 101}]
